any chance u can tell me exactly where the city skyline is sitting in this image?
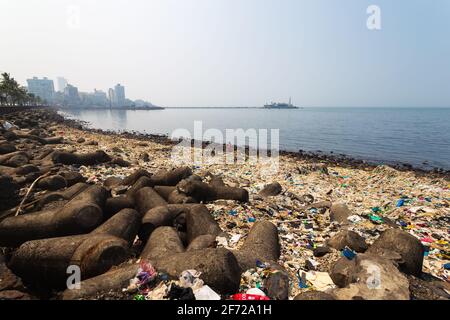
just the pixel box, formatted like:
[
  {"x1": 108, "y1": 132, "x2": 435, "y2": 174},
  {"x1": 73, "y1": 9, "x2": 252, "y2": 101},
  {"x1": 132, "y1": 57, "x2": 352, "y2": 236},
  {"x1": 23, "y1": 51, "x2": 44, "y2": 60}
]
[{"x1": 22, "y1": 74, "x2": 148, "y2": 108}]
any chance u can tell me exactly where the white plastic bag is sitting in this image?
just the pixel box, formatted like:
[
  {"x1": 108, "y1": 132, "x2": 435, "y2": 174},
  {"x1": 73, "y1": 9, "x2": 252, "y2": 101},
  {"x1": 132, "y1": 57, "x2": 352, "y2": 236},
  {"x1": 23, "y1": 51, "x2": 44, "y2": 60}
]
[{"x1": 193, "y1": 285, "x2": 221, "y2": 300}]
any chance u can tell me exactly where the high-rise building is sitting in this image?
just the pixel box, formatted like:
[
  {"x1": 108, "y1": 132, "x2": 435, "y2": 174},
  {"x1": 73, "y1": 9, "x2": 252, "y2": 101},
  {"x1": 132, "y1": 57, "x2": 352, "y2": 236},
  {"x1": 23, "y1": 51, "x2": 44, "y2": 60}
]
[
  {"x1": 64, "y1": 84, "x2": 80, "y2": 106},
  {"x1": 114, "y1": 84, "x2": 126, "y2": 107},
  {"x1": 26, "y1": 77, "x2": 55, "y2": 103},
  {"x1": 89, "y1": 89, "x2": 108, "y2": 106},
  {"x1": 56, "y1": 77, "x2": 68, "y2": 92},
  {"x1": 108, "y1": 88, "x2": 116, "y2": 107}
]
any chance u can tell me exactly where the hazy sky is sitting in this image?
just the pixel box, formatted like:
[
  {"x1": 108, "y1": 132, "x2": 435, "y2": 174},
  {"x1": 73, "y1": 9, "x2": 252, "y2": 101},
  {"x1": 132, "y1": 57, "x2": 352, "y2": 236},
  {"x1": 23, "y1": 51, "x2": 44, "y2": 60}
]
[{"x1": 1, "y1": 0, "x2": 449, "y2": 107}]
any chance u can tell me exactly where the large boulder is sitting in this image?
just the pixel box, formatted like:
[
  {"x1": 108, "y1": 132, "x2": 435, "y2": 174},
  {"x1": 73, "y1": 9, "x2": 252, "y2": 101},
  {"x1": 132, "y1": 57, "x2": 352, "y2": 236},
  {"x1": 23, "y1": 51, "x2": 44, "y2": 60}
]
[
  {"x1": 367, "y1": 228, "x2": 424, "y2": 276},
  {"x1": 258, "y1": 182, "x2": 282, "y2": 197},
  {"x1": 329, "y1": 203, "x2": 352, "y2": 224},
  {"x1": 327, "y1": 230, "x2": 368, "y2": 253},
  {"x1": 331, "y1": 254, "x2": 410, "y2": 300},
  {"x1": 330, "y1": 256, "x2": 357, "y2": 288},
  {"x1": 263, "y1": 265, "x2": 290, "y2": 300},
  {"x1": 313, "y1": 246, "x2": 333, "y2": 257}
]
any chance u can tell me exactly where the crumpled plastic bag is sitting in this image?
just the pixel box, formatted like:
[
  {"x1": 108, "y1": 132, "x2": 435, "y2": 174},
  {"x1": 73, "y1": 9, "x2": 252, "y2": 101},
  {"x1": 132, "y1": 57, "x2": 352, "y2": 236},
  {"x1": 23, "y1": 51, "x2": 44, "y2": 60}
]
[
  {"x1": 146, "y1": 282, "x2": 169, "y2": 300},
  {"x1": 0, "y1": 120, "x2": 16, "y2": 130},
  {"x1": 125, "y1": 260, "x2": 158, "y2": 292},
  {"x1": 216, "y1": 236, "x2": 228, "y2": 248},
  {"x1": 304, "y1": 271, "x2": 335, "y2": 291},
  {"x1": 194, "y1": 285, "x2": 221, "y2": 300}
]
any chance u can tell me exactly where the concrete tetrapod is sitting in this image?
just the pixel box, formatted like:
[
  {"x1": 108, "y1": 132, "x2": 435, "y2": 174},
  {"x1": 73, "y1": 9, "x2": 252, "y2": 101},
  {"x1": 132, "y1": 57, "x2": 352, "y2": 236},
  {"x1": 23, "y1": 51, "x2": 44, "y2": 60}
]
[
  {"x1": 232, "y1": 221, "x2": 280, "y2": 271},
  {"x1": 0, "y1": 185, "x2": 108, "y2": 247},
  {"x1": 8, "y1": 208, "x2": 141, "y2": 288}
]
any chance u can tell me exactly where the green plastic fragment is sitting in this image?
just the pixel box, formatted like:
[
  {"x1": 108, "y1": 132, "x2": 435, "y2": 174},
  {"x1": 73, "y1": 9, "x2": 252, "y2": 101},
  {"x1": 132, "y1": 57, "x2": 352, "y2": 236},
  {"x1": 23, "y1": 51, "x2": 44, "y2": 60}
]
[{"x1": 369, "y1": 214, "x2": 384, "y2": 223}]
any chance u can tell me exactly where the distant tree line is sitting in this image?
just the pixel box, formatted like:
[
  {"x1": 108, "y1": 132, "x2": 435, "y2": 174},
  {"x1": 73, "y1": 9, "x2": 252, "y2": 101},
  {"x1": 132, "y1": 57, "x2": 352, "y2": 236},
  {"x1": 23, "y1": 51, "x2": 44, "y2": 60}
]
[{"x1": 0, "y1": 72, "x2": 45, "y2": 107}]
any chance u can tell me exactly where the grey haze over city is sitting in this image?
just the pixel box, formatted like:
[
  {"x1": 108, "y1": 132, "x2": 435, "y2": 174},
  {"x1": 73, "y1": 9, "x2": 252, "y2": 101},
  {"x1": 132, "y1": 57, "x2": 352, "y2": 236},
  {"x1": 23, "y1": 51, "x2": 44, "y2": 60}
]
[{"x1": 1, "y1": 0, "x2": 449, "y2": 108}]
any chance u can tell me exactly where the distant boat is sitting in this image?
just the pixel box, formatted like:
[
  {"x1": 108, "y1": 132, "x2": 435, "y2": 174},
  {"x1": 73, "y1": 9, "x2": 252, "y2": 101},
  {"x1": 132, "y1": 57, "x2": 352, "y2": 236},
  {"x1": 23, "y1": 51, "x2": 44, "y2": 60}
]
[{"x1": 263, "y1": 97, "x2": 299, "y2": 109}]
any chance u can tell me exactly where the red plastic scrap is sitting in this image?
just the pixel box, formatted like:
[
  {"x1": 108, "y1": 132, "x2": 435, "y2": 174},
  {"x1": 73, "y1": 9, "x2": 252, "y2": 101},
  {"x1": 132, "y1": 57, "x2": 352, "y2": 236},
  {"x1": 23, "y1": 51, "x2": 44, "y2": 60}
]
[{"x1": 231, "y1": 294, "x2": 270, "y2": 301}]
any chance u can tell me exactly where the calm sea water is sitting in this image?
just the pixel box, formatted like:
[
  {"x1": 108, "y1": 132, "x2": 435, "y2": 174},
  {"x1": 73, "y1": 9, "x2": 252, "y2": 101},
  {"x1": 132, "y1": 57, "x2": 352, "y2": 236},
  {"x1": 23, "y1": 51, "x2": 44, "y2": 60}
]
[{"x1": 61, "y1": 107, "x2": 450, "y2": 170}]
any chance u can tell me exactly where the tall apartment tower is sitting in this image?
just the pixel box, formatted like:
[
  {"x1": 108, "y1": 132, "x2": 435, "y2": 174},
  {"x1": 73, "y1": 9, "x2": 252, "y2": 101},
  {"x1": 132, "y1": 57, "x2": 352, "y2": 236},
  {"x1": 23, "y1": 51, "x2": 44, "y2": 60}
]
[
  {"x1": 56, "y1": 77, "x2": 68, "y2": 92},
  {"x1": 114, "y1": 84, "x2": 125, "y2": 107},
  {"x1": 108, "y1": 88, "x2": 116, "y2": 107},
  {"x1": 64, "y1": 84, "x2": 80, "y2": 106},
  {"x1": 26, "y1": 77, "x2": 55, "y2": 103}
]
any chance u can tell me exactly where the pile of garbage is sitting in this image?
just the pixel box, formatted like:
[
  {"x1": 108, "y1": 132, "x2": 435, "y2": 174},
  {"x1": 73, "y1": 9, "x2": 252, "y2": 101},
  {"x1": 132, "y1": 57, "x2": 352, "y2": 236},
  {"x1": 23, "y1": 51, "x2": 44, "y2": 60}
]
[{"x1": 0, "y1": 109, "x2": 448, "y2": 300}]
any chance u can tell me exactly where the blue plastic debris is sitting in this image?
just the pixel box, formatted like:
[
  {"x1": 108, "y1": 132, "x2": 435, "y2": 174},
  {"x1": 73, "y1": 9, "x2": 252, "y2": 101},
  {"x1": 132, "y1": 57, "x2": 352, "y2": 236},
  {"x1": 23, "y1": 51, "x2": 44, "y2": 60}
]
[
  {"x1": 255, "y1": 260, "x2": 267, "y2": 268},
  {"x1": 396, "y1": 199, "x2": 405, "y2": 207},
  {"x1": 399, "y1": 220, "x2": 408, "y2": 227},
  {"x1": 298, "y1": 281, "x2": 308, "y2": 289},
  {"x1": 248, "y1": 217, "x2": 256, "y2": 223},
  {"x1": 228, "y1": 209, "x2": 238, "y2": 216},
  {"x1": 342, "y1": 247, "x2": 357, "y2": 260},
  {"x1": 159, "y1": 273, "x2": 169, "y2": 281},
  {"x1": 444, "y1": 263, "x2": 450, "y2": 270},
  {"x1": 296, "y1": 271, "x2": 309, "y2": 289}
]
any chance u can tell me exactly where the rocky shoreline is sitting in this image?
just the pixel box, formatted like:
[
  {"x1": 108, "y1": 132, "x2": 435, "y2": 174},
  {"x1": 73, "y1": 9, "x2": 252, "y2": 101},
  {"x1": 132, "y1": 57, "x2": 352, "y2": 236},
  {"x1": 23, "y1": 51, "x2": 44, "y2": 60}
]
[{"x1": 0, "y1": 108, "x2": 449, "y2": 300}]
